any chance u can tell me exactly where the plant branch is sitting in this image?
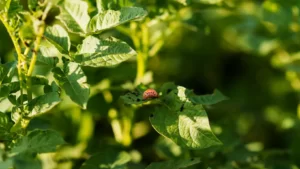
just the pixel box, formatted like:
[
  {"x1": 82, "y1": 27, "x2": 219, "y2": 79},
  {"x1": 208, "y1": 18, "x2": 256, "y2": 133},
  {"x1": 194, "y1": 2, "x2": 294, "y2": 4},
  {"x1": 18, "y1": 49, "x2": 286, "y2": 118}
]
[
  {"x1": 26, "y1": 2, "x2": 52, "y2": 101},
  {"x1": 0, "y1": 16, "x2": 26, "y2": 105}
]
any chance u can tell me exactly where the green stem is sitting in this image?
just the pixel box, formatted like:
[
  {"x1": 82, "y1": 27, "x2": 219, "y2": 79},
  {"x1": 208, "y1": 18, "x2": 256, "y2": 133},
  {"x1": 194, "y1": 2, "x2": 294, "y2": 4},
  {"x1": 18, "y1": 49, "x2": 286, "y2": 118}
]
[
  {"x1": 27, "y1": 2, "x2": 51, "y2": 101},
  {"x1": 0, "y1": 16, "x2": 25, "y2": 105},
  {"x1": 26, "y1": 24, "x2": 45, "y2": 101}
]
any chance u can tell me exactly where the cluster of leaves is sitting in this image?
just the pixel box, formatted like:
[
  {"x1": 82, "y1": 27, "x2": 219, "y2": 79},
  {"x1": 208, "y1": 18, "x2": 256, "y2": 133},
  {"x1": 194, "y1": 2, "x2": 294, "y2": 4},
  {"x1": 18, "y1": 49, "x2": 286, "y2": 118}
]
[{"x1": 0, "y1": 0, "x2": 228, "y2": 168}]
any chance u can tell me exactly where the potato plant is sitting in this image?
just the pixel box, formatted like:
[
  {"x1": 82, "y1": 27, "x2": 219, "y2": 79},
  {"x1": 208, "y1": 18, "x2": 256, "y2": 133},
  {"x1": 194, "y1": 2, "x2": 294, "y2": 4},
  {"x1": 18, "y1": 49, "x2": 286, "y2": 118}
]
[{"x1": 0, "y1": 0, "x2": 228, "y2": 168}]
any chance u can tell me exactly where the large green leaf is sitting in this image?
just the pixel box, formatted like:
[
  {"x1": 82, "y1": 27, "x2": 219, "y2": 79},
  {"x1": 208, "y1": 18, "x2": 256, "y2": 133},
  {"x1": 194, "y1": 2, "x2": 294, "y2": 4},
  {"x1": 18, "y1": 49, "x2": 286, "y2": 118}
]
[
  {"x1": 150, "y1": 84, "x2": 222, "y2": 149},
  {"x1": 44, "y1": 24, "x2": 71, "y2": 54},
  {"x1": 11, "y1": 129, "x2": 65, "y2": 155},
  {"x1": 145, "y1": 157, "x2": 201, "y2": 169},
  {"x1": 27, "y1": 92, "x2": 61, "y2": 117},
  {"x1": 56, "y1": 0, "x2": 90, "y2": 34},
  {"x1": 13, "y1": 153, "x2": 42, "y2": 169},
  {"x1": 52, "y1": 62, "x2": 90, "y2": 109},
  {"x1": 187, "y1": 89, "x2": 229, "y2": 105},
  {"x1": 88, "y1": 7, "x2": 147, "y2": 33},
  {"x1": 80, "y1": 151, "x2": 131, "y2": 169},
  {"x1": 74, "y1": 36, "x2": 136, "y2": 67}
]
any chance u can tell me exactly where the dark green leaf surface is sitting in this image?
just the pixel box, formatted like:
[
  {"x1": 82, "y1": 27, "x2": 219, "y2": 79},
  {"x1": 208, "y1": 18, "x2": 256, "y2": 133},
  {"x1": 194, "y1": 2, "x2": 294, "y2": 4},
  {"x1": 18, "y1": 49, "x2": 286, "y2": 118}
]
[
  {"x1": 44, "y1": 24, "x2": 71, "y2": 54},
  {"x1": 56, "y1": 0, "x2": 90, "y2": 34},
  {"x1": 0, "y1": 82, "x2": 20, "y2": 98},
  {"x1": 0, "y1": 61, "x2": 17, "y2": 84},
  {"x1": 30, "y1": 75, "x2": 49, "y2": 86},
  {"x1": 188, "y1": 89, "x2": 229, "y2": 105},
  {"x1": 88, "y1": 7, "x2": 147, "y2": 33},
  {"x1": 6, "y1": 0, "x2": 22, "y2": 18},
  {"x1": 11, "y1": 129, "x2": 65, "y2": 154},
  {"x1": 80, "y1": 151, "x2": 131, "y2": 169},
  {"x1": 0, "y1": 112, "x2": 12, "y2": 140},
  {"x1": 28, "y1": 0, "x2": 38, "y2": 12},
  {"x1": 75, "y1": 36, "x2": 136, "y2": 67},
  {"x1": 145, "y1": 157, "x2": 201, "y2": 169},
  {"x1": 13, "y1": 153, "x2": 42, "y2": 169},
  {"x1": 52, "y1": 62, "x2": 90, "y2": 109}
]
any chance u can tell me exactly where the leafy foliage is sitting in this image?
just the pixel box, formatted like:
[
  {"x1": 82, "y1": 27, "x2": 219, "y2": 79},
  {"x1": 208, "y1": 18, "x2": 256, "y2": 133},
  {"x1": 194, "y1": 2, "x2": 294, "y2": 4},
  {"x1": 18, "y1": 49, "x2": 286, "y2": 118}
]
[
  {"x1": 52, "y1": 62, "x2": 89, "y2": 109},
  {"x1": 75, "y1": 36, "x2": 136, "y2": 67},
  {"x1": 4, "y1": 0, "x2": 293, "y2": 168}
]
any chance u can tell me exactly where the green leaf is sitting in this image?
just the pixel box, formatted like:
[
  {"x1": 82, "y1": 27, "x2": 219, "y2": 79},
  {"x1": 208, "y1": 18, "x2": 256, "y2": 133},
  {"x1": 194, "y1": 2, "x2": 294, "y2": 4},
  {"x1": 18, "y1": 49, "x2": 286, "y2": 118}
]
[
  {"x1": 149, "y1": 85, "x2": 222, "y2": 149},
  {"x1": 28, "y1": 40, "x2": 60, "y2": 67},
  {"x1": 0, "y1": 61, "x2": 17, "y2": 84},
  {"x1": 44, "y1": 81, "x2": 60, "y2": 93},
  {"x1": 0, "y1": 157, "x2": 13, "y2": 169},
  {"x1": 187, "y1": 89, "x2": 229, "y2": 105},
  {"x1": 27, "y1": 92, "x2": 61, "y2": 117},
  {"x1": 75, "y1": 36, "x2": 136, "y2": 67},
  {"x1": 28, "y1": 0, "x2": 38, "y2": 12},
  {"x1": 195, "y1": 0, "x2": 222, "y2": 4},
  {"x1": 87, "y1": 7, "x2": 147, "y2": 33},
  {"x1": 1, "y1": 0, "x2": 22, "y2": 18},
  {"x1": 11, "y1": 129, "x2": 65, "y2": 155},
  {"x1": 30, "y1": 75, "x2": 49, "y2": 86},
  {"x1": 0, "y1": 82, "x2": 20, "y2": 98},
  {"x1": 13, "y1": 153, "x2": 42, "y2": 169},
  {"x1": 0, "y1": 112, "x2": 12, "y2": 140},
  {"x1": 44, "y1": 24, "x2": 71, "y2": 54},
  {"x1": 80, "y1": 151, "x2": 131, "y2": 169},
  {"x1": 120, "y1": 85, "x2": 157, "y2": 104},
  {"x1": 145, "y1": 157, "x2": 201, "y2": 169},
  {"x1": 52, "y1": 62, "x2": 90, "y2": 109},
  {"x1": 173, "y1": 0, "x2": 191, "y2": 6},
  {"x1": 56, "y1": 0, "x2": 90, "y2": 34}
]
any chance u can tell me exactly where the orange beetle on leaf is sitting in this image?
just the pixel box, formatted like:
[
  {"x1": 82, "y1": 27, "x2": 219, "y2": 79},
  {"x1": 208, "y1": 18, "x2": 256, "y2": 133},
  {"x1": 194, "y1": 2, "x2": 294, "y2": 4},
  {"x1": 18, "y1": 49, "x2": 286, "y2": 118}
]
[{"x1": 143, "y1": 89, "x2": 159, "y2": 100}]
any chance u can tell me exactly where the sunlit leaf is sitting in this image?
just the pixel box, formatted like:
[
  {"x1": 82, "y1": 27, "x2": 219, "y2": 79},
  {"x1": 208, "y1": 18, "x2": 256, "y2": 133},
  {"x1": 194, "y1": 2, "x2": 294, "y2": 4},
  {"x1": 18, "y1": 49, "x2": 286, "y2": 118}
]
[
  {"x1": 27, "y1": 92, "x2": 61, "y2": 117},
  {"x1": 173, "y1": 0, "x2": 191, "y2": 6},
  {"x1": 52, "y1": 62, "x2": 90, "y2": 109},
  {"x1": 145, "y1": 157, "x2": 201, "y2": 169},
  {"x1": 194, "y1": 0, "x2": 222, "y2": 4},
  {"x1": 80, "y1": 151, "x2": 131, "y2": 169},
  {"x1": 87, "y1": 7, "x2": 147, "y2": 33},
  {"x1": 150, "y1": 104, "x2": 222, "y2": 149},
  {"x1": 149, "y1": 84, "x2": 222, "y2": 149},
  {"x1": 11, "y1": 129, "x2": 65, "y2": 155},
  {"x1": 28, "y1": 40, "x2": 60, "y2": 67},
  {"x1": 75, "y1": 36, "x2": 136, "y2": 67},
  {"x1": 44, "y1": 24, "x2": 71, "y2": 54},
  {"x1": 56, "y1": 0, "x2": 90, "y2": 34}
]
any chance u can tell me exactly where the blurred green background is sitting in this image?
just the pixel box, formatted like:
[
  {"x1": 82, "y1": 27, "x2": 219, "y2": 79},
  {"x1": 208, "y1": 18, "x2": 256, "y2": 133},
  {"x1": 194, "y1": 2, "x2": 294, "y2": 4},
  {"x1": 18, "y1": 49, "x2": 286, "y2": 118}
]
[{"x1": 2, "y1": 0, "x2": 300, "y2": 168}]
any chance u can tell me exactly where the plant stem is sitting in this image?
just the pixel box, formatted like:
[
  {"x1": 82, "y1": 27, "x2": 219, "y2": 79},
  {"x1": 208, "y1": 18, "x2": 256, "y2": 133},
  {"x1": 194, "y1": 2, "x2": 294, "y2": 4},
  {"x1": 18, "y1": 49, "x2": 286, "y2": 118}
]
[
  {"x1": 26, "y1": 2, "x2": 51, "y2": 101},
  {"x1": 26, "y1": 24, "x2": 45, "y2": 101},
  {"x1": 0, "y1": 16, "x2": 25, "y2": 105}
]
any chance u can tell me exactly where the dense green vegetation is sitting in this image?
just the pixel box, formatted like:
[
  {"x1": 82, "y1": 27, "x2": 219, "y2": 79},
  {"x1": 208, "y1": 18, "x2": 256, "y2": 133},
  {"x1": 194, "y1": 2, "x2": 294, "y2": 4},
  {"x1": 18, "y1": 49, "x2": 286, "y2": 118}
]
[{"x1": 1, "y1": 0, "x2": 300, "y2": 168}]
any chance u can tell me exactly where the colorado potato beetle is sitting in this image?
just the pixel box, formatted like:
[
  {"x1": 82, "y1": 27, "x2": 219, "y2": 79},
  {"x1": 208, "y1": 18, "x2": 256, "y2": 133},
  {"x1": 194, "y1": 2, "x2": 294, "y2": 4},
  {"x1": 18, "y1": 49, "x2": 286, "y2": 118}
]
[{"x1": 143, "y1": 89, "x2": 159, "y2": 100}]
